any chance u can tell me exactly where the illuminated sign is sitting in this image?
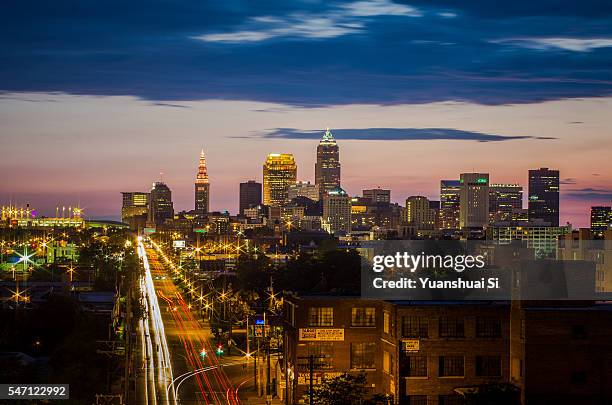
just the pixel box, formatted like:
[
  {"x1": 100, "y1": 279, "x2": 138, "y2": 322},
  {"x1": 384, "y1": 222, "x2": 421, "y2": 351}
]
[
  {"x1": 401, "y1": 339, "x2": 420, "y2": 352},
  {"x1": 299, "y1": 328, "x2": 344, "y2": 341},
  {"x1": 173, "y1": 240, "x2": 186, "y2": 248},
  {"x1": 144, "y1": 228, "x2": 156, "y2": 234}
]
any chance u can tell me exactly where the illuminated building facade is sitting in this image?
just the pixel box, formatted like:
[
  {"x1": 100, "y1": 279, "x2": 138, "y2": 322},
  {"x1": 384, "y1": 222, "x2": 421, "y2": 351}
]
[
  {"x1": 121, "y1": 192, "x2": 149, "y2": 222},
  {"x1": 288, "y1": 181, "x2": 319, "y2": 201},
  {"x1": 440, "y1": 180, "x2": 461, "y2": 229},
  {"x1": 459, "y1": 173, "x2": 490, "y2": 228},
  {"x1": 528, "y1": 168, "x2": 560, "y2": 226},
  {"x1": 591, "y1": 206, "x2": 612, "y2": 236},
  {"x1": 489, "y1": 184, "x2": 523, "y2": 223},
  {"x1": 263, "y1": 154, "x2": 297, "y2": 207},
  {"x1": 148, "y1": 181, "x2": 174, "y2": 226},
  {"x1": 239, "y1": 180, "x2": 262, "y2": 214},
  {"x1": 315, "y1": 128, "x2": 341, "y2": 199},
  {"x1": 403, "y1": 196, "x2": 436, "y2": 230},
  {"x1": 322, "y1": 187, "x2": 351, "y2": 234},
  {"x1": 195, "y1": 149, "x2": 210, "y2": 214}
]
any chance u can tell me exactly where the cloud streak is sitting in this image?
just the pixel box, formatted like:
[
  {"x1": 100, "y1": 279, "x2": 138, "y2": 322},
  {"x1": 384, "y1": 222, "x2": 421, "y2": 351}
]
[
  {"x1": 255, "y1": 127, "x2": 554, "y2": 142},
  {"x1": 493, "y1": 37, "x2": 612, "y2": 52},
  {"x1": 194, "y1": 0, "x2": 421, "y2": 43}
]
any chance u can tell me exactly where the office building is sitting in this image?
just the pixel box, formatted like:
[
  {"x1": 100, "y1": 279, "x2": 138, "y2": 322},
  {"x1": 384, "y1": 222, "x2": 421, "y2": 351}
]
[
  {"x1": 263, "y1": 154, "x2": 297, "y2": 207},
  {"x1": 440, "y1": 180, "x2": 461, "y2": 230},
  {"x1": 239, "y1": 180, "x2": 262, "y2": 214},
  {"x1": 315, "y1": 128, "x2": 341, "y2": 199},
  {"x1": 489, "y1": 184, "x2": 523, "y2": 223},
  {"x1": 528, "y1": 168, "x2": 560, "y2": 226},
  {"x1": 121, "y1": 192, "x2": 149, "y2": 222},
  {"x1": 459, "y1": 173, "x2": 490, "y2": 228},
  {"x1": 591, "y1": 206, "x2": 611, "y2": 235},
  {"x1": 288, "y1": 181, "x2": 319, "y2": 201},
  {"x1": 195, "y1": 149, "x2": 210, "y2": 214},
  {"x1": 322, "y1": 187, "x2": 352, "y2": 234},
  {"x1": 488, "y1": 221, "x2": 571, "y2": 258},
  {"x1": 363, "y1": 187, "x2": 391, "y2": 204},
  {"x1": 403, "y1": 196, "x2": 436, "y2": 230},
  {"x1": 148, "y1": 181, "x2": 174, "y2": 226}
]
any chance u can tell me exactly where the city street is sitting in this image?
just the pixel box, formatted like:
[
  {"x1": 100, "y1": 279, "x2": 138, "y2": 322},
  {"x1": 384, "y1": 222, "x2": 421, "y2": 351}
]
[{"x1": 138, "y1": 239, "x2": 252, "y2": 405}]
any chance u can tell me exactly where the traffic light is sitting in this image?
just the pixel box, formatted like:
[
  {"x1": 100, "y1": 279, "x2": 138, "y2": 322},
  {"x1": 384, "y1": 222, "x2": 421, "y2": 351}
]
[
  {"x1": 200, "y1": 348, "x2": 207, "y2": 358},
  {"x1": 216, "y1": 344, "x2": 224, "y2": 355}
]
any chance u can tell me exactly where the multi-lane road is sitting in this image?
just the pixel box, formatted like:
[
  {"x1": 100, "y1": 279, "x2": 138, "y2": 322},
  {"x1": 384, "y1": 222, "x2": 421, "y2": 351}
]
[{"x1": 136, "y1": 238, "x2": 250, "y2": 405}]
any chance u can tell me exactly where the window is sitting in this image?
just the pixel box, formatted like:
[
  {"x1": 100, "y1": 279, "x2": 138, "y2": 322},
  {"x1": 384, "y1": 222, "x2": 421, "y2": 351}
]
[
  {"x1": 352, "y1": 307, "x2": 376, "y2": 327},
  {"x1": 350, "y1": 342, "x2": 376, "y2": 369},
  {"x1": 439, "y1": 356, "x2": 464, "y2": 377},
  {"x1": 475, "y1": 355, "x2": 501, "y2": 377},
  {"x1": 306, "y1": 342, "x2": 334, "y2": 369},
  {"x1": 439, "y1": 317, "x2": 464, "y2": 338},
  {"x1": 405, "y1": 395, "x2": 427, "y2": 405},
  {"x1": 476, "y1": 317, "x2": 501, "y2": 338},
  {"x1": 383, "y1": 311, "x2": 391, "y2": 334},
  {"x1": 402, "y1": 316, "x2": 428, "y2": 338},
  {"x1": 402, "y1": 355, "x2": 427, "y2": 377},
  {"x1": 308, "y1": 307, "x2": 333, "y2": 327},
  {"x1": 383, "y1": 350, "x2": 394, "y2": 375},
  {"x1": 438, "y1": 394, "x2": 462, "y2": 405}
]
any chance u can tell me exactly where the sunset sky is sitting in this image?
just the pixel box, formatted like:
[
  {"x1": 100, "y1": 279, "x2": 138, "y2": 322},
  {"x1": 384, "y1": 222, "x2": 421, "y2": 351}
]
[{"x1": 1, "y1": 1, "x2": 612, "y2": 226}]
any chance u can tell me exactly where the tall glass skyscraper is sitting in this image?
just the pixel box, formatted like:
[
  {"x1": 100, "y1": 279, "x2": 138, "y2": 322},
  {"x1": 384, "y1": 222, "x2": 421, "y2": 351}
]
[
  {"x1": 148, "y1": 181, "x2": 173, "y2": 226},
  {"x1": 440, "y1": 180, "x2": 461, "y2": 229},
  {"x1": 263, "y1": 154, "x2": 297, "y2": 207},
  {"x1": 489, "y1": 184, "x2": 523, "y2": 222},
  {"x1": 195, "y1": 149, "x2": 210, "y2": 214},
  {"x1": 528, "y1": 168, "x2": 560, "y2": 226},
  {"x1": 315, "y1": 128, "x2": 341, "y2": 199}
]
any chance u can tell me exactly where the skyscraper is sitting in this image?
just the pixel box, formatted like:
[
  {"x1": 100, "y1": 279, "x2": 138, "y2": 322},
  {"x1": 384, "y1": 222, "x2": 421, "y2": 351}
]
[
  {"x1": 121, "y1": 191, "x2": 149, "y2": 223},
  {"x1": 239, "y1": 180, "x2": 262, "y2": 214},
  {"x1": 528, "y1": 168, "x2": 560, "y2": 226},
  {"x1": 263, "y1": 154, "x2": 297, "y2": 207},
  {"x1": 195, "y1": 149, "x2": 210, "y2": 214},
  {"x1": 148, "y1": 181, "x2": 174, "y2": 226},
  {"x1": 440, "y1": 180, "x2": 461, "y2": 229},
  {"x1": 322, "y1": 187, "x2": 352, "y2": 234},
  {"x1": 315, "y1": 128, "x2": 341, "y2": 199},
  {"x1": 459, "y1": 173, "x2": 490, "y2": 228},
  {"x1": 489, "y1": 184, "x2": 523, "y2": 223},
  {"x1": 591, "y1": 206, "x2": 611, "y2": 235}
]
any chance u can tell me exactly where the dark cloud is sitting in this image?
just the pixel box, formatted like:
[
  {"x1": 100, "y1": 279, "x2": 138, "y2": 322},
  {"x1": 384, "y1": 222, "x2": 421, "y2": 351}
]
[
  {"x1": 566, "y1": 187, "x2": 612, "y2": 201},
  {"x1": 256, "y1": 127, "x2": 553, "y2": 142},
  {"x1": 560, "y1": 178, "x2": 577, "y2": 184},
  {"x1": 1, "y1": 1, "x2": 611, "y2": 106},
  {"x1": 151, "y1": 102, "x2": 191, "y2": 109}
]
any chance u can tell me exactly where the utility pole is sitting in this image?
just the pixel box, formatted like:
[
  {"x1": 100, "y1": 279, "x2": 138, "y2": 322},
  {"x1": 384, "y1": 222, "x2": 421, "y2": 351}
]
[{"x1": 297, "y1": 355, "x2": 325, "y2": 405}]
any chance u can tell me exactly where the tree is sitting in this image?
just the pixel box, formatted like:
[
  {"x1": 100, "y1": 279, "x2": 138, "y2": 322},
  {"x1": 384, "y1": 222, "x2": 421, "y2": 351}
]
[{"x1": 304, "y1": 372, "x2": 369, "y2": 405}]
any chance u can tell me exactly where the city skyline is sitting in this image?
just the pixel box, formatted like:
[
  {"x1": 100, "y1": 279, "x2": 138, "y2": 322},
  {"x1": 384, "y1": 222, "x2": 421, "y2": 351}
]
[
  {"x1": 2, "y1": 0, "x2": 612, "y2": 226},
  {"x1": 0, "y1": 128, "x2": 590, "y2": 226}
]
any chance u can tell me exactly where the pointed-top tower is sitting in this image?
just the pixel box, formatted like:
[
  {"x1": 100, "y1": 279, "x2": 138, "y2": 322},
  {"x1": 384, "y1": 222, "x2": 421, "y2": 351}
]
[
  {"x1": 195, "y1": 149, "x2": 210, "y2": 213},
  {"x1": 315, "y1": 128, "x2": 341, "y2": 199}
]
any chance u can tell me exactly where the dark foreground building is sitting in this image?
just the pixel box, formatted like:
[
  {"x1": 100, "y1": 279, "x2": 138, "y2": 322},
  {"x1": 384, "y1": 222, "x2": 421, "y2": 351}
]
[{"x1": 283, "y1": 295, "x2": 612, "y2": 404}]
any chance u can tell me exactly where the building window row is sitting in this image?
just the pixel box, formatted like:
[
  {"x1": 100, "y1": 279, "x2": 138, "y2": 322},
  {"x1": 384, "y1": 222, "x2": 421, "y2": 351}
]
[
  {"x1": 401, "y1": 355, "x2": 502, "y2": 378},
  {"x1": 401, "y1": 316, "x2": 502, "y2": 339}
]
